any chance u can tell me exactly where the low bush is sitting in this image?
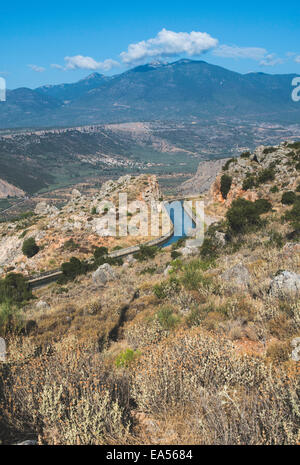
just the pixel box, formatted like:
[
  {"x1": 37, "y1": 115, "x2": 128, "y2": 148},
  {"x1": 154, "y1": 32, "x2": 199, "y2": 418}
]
[
  {"x1": 0, "y1": 273, "x2": 32, "y2": 305},
  {"x1": 226, "y1": 198, "x2": 264, "y2": 235},
  {"x1": 61, "y1": 257, "x2": 89, "y2": 281},
  {"x1": 256, "y1": 168, "x2": 275, "y2": 184},
  {"x1": 200, "y1": 238, "x2": 219, "y2": 259},
  {"x1": 136, "y1": 245, "x2": 158, "y2": 262},
  {"x1": 222, "y1": 158, "x2": 236, "y2": 171},
  {"x1": 242, "y1": 176, "x2": 256, "y2": 191},
  {"x1": 115, "y1": 348, "x2": 141, "y2": 368},
  {"x1": 0, "y1": 301, "x2": 22, "y2": 336},
  {"x1": 22, "y1": 237, "x2": 39, "y2": 258},
  {"x1": 281, "y1": 191, "x2": 297, "y2": 205},
  {"x1": 157, "y1": 306, "x2": 179, "y2": 330}
]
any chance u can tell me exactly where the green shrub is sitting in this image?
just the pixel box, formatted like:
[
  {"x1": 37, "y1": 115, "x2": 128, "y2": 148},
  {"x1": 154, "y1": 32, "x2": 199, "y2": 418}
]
[
  {"x1": 22, "y1": 237, "x2": 39, "y2": 258},
  {"x1": 270, "y1": 185, "x2": 279, "y2": 193},
  {"x1": 281, "y1": 191, "x2": 297, "y2": 205},
  {"x1": 91, "y1": 206, "x2": 97, "y2": 215},
  {"x1": 240, "y1": 151, "x2": 251, "y2": 158},
  {"x1": 0, "y1": 273, "x2": 32, "y2": 305},
  {"x1": 256, "y1": 168, "x2": 275, "y2": 184},
  {"x1": 200, "y1": 238, "x2": 218, "y2": 259},
  {"x1": 222, "y1": 158, "x2": 236, "y2": 171},
  {"x1": 226, "y1": 198, "x2": 264, "y2": 235},
  {"x1": 115, "y1": 348, "x2": 140, "y2": 368},
  {"x1": 296, "y1": 183, "x2": 300, "y2": 193},
  {"x1": 153, "y1": 277, "x2": 180, "y2": 300},
  {"x1": 0, "y1": 301, "x2": 22, "y2": 336},
  {"x1": 284, "y1": 198, "x2": 300, "y2": 228},
  {"x1": 93, "y1": 246, "x2": 109, "y2": 260},
  {"x1": 263, "y1": 147, "x2": 277, "y2": 154},
  {"x1": 242, "y1": 176, "x2": 256, "y2": 191},
  {"x1": 254, "y1": 199, "x2": 272, "y2": 214},
  {"x1": 220, "y1": 174, "x2": 232, "y2": 199},
  {"x1": 61, "y1": 257, "x2": 88, "y2": 280},
  {"x1": 157, "y1": 307, "x2": 179, "y2": 330},
  {"x1": 181, "y1": 263, "x2": 212, "y2": 291},
  {"x1": 136, "y1": 245, "x2": 158, "y2": 262},
  {"x1": 63, "y1": 238, "x2": 79, "y2": 251}
]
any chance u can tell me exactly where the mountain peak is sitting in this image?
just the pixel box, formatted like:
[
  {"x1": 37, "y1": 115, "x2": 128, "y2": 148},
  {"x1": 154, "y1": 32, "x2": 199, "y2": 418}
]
[{"x1": 79, "y1": 72, "x2": 104, "y2": 82}]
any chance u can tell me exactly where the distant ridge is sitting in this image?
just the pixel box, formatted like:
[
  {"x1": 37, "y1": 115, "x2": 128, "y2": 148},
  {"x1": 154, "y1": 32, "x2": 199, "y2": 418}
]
[{"x1": 0, "y1": 59, "x2": 299, "y2": 128}]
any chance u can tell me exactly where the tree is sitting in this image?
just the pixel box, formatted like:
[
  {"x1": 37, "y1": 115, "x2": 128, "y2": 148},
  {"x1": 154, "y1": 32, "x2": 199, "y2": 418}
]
[{"x1": 220, "y1": 174, "x2": 232, "y2": 199}]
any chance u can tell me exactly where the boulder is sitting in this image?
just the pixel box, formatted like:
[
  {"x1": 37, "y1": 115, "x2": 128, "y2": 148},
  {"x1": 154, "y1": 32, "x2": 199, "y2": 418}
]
[
  {"x1": 221, "y1": 263, "x2": 251, "y2": 288},
  {"x1": 126, "y1": 254, "x2": 137, "y2": 265},
  {"x1": 179, "y1": 245, "x2": 199, "y2": 257},
  {"x1": 291, "y1": 337, "x2": 300, "y2": 362},
  {"x1": 36, "y1": 301, "x2": 49, "y2": 310},
  {"x1": 269, "y1": 271, "x2": 300, "y2": 298},
  {"x1": 71, "y1": 189, "x2": 81, "y2": 198},
  {"x1": 92, "y1": 263, "x2": 116, "y2": 286},
  {"x1": 0, "y1": 337, "x2": 6, "y2": 362},
  {"x1": 215, "y1": 231, "x2": 226, "y2": 246}
]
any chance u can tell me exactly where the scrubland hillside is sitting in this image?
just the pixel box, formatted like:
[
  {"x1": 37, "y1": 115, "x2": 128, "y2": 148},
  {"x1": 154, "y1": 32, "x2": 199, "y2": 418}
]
[{"x1": 0, "y1": 142, "x2": 300, "y2": 445}]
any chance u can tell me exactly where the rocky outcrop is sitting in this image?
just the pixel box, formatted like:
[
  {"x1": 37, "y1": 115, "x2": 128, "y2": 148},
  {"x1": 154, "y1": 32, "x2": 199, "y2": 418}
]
[
  {"x1": 0, "y1": 178, "x2": 25, "y2": 199},
  {"x1": 291, "y1": 338, "x2": 300, "y2": 362},
  {"x1": 210, "y1": 142, "x2": 300, "y2": 206},
  {"x1": 221, "y1": 263, "x2": 251, "y2": 288},
  {"x1": 269, "y1": 271, "x2": 300, "y2": 298},
  {"x1": 92, "y1": 263, "x2": 116, "y2": 286},
  {"x1": 0, "y1": 235, "x2": 22, "y2": 270},
  {"x1": 34, "y1": 201, "x2": 59, "y2": 216},
  {"x1": 178, "y1": 158, "x2": 230, "y2": 195}
]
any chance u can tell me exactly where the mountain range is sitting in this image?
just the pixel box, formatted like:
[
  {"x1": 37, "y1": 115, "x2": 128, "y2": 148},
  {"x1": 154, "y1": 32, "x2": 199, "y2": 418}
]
[{"x1": 1, "y1": 59, "x2": 300, "y2": 128}]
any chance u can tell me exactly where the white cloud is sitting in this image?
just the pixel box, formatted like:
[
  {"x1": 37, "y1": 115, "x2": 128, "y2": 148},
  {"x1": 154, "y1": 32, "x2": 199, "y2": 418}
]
[
  {"x1": 295, "y1": 56, "x2": 300, "y2": 63},
  {"x1": 120, "y1": 28, "x2": 218, "y2": 64},
  {"x1": 52, "y1": 56, "x2": 119, "y2": 71},
  {"x1": 28, "y1": 64, "x2": 46, "y2": 72},
  {"x1": 213, "y1": 45, "x2": 267, "y2": 60},
  {"x1": 259, "y1": 53, "x2": 284, "y2": 67}
]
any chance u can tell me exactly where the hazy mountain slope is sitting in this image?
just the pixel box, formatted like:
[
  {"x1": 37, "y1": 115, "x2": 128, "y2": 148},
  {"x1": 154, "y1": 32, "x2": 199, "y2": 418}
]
[
  {"x1": 0, "y1": 60, "x2": 299, "y2": 128},
  {"x1": 36, "y1": 72, "x2": 111, "y2": 102}
]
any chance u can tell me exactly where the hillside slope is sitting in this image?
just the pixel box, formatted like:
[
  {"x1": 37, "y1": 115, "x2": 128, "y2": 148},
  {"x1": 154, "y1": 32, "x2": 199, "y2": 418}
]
[{"x1": 1, "y1": 143, "x2": 300, "y2": 445}]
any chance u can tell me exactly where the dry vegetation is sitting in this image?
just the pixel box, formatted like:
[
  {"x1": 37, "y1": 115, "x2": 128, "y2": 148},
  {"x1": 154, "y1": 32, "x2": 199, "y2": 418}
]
[{"x1": 1, "y1": 142, "x2": 300, "y2": 445}]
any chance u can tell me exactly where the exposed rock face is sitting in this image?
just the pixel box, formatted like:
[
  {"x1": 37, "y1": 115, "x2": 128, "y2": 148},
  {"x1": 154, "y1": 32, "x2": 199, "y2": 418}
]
[
  {"x1": 178, "y1": 159, "x2": 230, "y2": 195},
  {"x1": 221, "y1": 263, "x2": 251, "y2": 288},
  {"x1": 210, "y1": 142, "x2": 300, "y2": 206},
  {"x1": 0, "y1": 235, "x2": 22, "y2": 270},
  {"x1": 0, "y1": 178, "x2": 25, "y2": 198},
  {"x1": 269, "y1": 271, "x2": 300, "y2": 298},
  {"x1": 92, "y1": 263, "x2": 116, "y2": 286},
  {"x1": 34, "y1": 201, "x2": 59, "y2": 216}
]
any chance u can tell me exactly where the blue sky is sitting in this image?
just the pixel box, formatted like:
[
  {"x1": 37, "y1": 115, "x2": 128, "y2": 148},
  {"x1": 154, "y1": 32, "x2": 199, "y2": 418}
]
[{"x1": 1, "y1": 0, "x2": 300, "y2": 89}]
